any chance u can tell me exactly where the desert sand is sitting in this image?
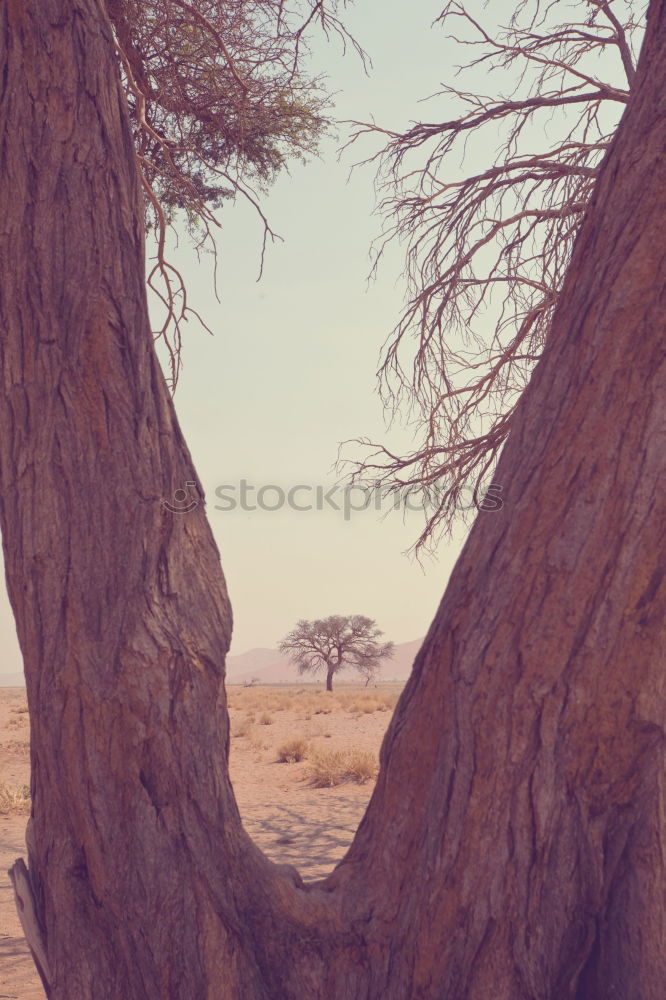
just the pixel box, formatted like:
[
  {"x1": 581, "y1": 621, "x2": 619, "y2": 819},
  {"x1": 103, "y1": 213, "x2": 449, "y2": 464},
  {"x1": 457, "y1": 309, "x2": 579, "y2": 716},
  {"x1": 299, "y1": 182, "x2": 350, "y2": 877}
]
[{"x1": 0, "y1": 682, "x2": 400, "y2": 999}]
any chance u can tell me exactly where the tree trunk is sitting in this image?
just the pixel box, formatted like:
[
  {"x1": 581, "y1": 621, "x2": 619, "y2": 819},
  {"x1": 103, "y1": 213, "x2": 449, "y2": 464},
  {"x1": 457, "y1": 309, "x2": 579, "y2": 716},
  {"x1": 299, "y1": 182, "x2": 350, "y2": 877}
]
[
  {"x1": 326, "y1": 666, "x2": 334, "y2": 692},
  {"x1": 0, "y1": 0, "x2": 665, "y2": 998}
]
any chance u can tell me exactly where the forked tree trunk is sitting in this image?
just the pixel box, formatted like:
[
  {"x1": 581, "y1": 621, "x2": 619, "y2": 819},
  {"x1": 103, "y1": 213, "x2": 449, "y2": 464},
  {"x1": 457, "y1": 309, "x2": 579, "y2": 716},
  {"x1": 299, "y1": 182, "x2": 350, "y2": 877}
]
[{"x1": 0, "y1": 1, "x2": 665, "y2": 997}]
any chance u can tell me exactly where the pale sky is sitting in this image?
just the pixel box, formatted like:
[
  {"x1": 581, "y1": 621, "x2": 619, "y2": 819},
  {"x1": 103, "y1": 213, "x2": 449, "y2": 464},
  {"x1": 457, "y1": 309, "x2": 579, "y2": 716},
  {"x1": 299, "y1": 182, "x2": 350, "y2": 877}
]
[
  {"x1": 0, "y1": 0, "x2": 567, "y2": 672},
  {"x1": 160, "y1": 0, "x2": 470, "y2": 655}
]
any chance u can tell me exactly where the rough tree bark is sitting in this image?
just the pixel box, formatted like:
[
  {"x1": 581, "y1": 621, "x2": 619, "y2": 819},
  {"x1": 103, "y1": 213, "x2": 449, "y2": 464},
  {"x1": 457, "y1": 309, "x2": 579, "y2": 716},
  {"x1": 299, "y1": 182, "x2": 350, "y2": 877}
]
[{"x1": 0, "y1": 0, "x2": 664, "y2": 998}]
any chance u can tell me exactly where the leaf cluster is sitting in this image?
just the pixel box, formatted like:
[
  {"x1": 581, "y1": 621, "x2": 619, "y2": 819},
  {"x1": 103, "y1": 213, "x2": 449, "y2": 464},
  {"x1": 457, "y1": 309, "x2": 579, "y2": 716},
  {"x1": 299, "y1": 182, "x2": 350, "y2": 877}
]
[{"x1": 106, "y1": 0, "x2": 363, "y2": 383}]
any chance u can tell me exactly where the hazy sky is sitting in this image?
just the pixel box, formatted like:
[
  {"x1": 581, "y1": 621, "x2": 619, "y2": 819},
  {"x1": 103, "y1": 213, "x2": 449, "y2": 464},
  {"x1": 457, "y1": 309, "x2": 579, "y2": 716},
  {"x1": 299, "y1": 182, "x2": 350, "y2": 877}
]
[
  {"x1": 0, "y1": 1, "x2": 525, "y2": 672},
  {"x1": 161, "y1": 0, "x2": 472, "y2": 655}
]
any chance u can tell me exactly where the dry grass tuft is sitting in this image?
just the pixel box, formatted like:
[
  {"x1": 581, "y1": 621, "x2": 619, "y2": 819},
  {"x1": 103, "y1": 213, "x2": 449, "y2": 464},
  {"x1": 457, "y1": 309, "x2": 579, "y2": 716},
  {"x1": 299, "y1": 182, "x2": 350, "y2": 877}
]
[
  {"x1": 11, "y1": 703, "x2": 29, "y2": 714},
  {"x1": 0, "y1": 781, "x2": 31, "y2": 814},
  {"x1": 259, "y1": 712, "x2": 273, "y2": 726},
  {"x1": 344, "y1": 749, "x2": 379, "y2": 783},
  {"x1": 307, "y1": 749, "x2": 378, "y2": 787},
  {"x1": 276, "y1": 738, "x2": 309, "y2": 763}
]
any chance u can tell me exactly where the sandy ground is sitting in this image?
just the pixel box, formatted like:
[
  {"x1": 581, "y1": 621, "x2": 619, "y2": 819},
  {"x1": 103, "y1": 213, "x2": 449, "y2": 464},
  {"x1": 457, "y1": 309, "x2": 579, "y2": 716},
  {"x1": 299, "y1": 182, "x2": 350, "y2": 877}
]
[{"x1": 0, "y1": 683, "x2": 399, "y2": 999}]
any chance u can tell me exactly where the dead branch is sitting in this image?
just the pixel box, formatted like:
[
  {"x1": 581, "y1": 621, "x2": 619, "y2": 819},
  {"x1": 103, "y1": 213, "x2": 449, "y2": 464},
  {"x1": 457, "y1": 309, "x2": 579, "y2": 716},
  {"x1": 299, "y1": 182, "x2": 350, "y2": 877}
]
[{"x1": 341, "y1": 0, "x2": 646, "y2": 551}]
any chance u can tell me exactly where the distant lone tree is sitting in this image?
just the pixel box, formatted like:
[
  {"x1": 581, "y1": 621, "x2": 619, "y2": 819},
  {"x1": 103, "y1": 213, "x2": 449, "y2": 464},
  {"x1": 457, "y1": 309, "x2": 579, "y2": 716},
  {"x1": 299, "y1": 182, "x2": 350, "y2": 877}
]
[{"x1": 279, "y1": 615, "x2": 394, "y2": 691}]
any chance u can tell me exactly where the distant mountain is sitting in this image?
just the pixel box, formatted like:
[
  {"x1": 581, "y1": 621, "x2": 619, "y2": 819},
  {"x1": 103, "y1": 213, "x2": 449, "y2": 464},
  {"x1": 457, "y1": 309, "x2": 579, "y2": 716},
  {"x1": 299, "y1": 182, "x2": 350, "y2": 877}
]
[
  {"x1": 381, "y1": 638, "x2": 422, "y2": 680},
  {"x1": 224, "y1": 647, "x2": 294, "y2": 684},
  {"x1": 225, "y1": 637, "x2": 423, "y2": 686},
  {"x1": 0, "y1": 672, "x2": 25, "y2": 687}
]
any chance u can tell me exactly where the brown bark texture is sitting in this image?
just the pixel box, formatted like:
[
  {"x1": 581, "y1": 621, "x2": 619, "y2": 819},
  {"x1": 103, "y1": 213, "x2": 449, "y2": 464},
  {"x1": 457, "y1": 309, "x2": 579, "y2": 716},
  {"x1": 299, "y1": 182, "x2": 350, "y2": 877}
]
[{"x1": 0, "y1": 0, "x2": 665, "y2": 998}]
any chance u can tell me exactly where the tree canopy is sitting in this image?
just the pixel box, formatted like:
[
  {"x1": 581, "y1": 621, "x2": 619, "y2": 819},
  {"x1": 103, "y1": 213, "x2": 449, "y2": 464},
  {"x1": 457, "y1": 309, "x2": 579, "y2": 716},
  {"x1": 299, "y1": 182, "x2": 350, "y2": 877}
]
[
  {"x1": 107, "y1": 0, "x2": 363, "y2": 383},
  {"x1": 279, "y1": 614, "x2": 394, "y2": 689}
]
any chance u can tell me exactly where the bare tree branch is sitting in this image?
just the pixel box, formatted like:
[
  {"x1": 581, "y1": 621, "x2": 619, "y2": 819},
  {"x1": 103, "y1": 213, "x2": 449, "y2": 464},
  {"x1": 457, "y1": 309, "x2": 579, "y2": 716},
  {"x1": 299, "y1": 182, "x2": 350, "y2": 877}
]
[{"x1": 341, "y1": 0, "x2": 646, "y2": 551}]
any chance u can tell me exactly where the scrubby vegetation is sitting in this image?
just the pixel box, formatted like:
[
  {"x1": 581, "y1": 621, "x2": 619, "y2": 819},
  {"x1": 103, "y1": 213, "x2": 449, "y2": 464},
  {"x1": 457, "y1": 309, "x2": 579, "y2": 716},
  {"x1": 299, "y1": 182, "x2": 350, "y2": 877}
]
[{"x1": 226, "y1": 683, "x2": 400, "y2": 784}]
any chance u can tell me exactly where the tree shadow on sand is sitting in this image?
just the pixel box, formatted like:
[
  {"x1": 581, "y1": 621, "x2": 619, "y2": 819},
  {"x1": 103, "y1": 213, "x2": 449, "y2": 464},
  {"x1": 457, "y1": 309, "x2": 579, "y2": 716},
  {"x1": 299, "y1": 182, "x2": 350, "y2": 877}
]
[{"x1": 240, "y1": 791, "x2": 369, "y2": 882}]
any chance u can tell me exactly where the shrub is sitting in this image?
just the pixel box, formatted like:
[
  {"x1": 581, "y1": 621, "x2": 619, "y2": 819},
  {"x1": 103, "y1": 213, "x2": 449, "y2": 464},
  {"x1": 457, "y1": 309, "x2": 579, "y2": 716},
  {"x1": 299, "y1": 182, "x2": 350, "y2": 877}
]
[{"x1": 276, "y1": 738, "x2": 309, "y2": 763}]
